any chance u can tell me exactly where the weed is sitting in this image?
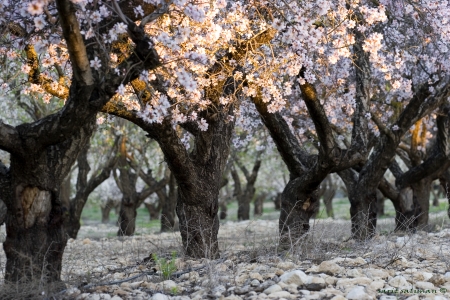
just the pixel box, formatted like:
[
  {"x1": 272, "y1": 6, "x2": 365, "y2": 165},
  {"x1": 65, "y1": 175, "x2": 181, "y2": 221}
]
[{"x1": 153, "y1": 251, "x2": 177, "y2": 280}]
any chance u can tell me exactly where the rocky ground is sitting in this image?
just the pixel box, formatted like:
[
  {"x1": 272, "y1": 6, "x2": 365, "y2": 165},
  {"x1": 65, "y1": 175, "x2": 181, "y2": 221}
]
[{"x1": 1, "y1": 214, "x2": 450, "y2": 299}]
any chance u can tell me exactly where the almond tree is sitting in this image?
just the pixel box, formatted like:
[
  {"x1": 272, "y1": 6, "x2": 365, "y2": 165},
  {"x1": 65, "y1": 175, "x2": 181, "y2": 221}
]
[{"x1": 0, "y1": 0, "x2": 162, "y2": 284}]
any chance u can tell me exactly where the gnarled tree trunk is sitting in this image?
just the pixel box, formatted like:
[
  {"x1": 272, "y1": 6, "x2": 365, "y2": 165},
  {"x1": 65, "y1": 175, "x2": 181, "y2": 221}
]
[{"x1": 3, "y1": 120, "x2": 95, "y2": 284}]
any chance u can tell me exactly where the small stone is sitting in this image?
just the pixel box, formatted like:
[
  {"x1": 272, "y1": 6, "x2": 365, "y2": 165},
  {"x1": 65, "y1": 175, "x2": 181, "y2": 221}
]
[
  {"x1": 388, "y1": 275, "x2": 409, "y2": 288},
  {"x1": 82, "y1": 238, "x2": 91, "y2": 245},
  {"x1": 277, "y1": 261, "x2": 295, "y2": 270},
  {"x1": 249, "y1": 272, "x2": 264, "y2": 281},
  {"x1": 86, "y1": 294, "x2": 100, "y2": 300},
  {"x1": 223, "y1": 296, "x2": 243, "y2": 300},
  {"x1": 318, "y1": 261, "x2": 343, "y2": 275},
  {"x1": 414, "y1": 281, "x2": 434, "y2": 290},
  {"x1": 346, "y1": 286, "x2": 371, "y2": 300},
  {"x1": 330, "y1": 296, "x2": 346, "y2": 300},
  {"x1": 380, "y1": 296, "x2": 397, "y2": 300},
  {"x1": 279, "y1": 270, "x2": 309, "y2": 285},
  {"x1": 304, "y1": 277, "x2": 326, "y2": 291},
  {"x1": 429, "y1": 274, "x2": 446, "y2": 286},
  {"x1": 211, "y1": 284, "x2": 226, "y2": 296},
  {"x1": 156, "y1": 280, "x2": 177, "y2": 292},
  {"x1": 129, "y1": 281, "x2": 142, "y2": 289},
  {"x1": 335, "y1": 278, "x2": 372, "y2": 288},
  {"x1": 364, "y1": 268, "x2": 390, "y2": 279},
  {"x1": 346, "y1": 269, "x2": 362, "y2": 278},
  {"x1": 267, "y1": 291, "x2": 293, "y2": 299},
  {"x1": 234, "y1": 285, "x2": 250, "y2": 295},
  {"x1": 152, "y1": 294, "x2": 170, "y2": 300},
  {"x1": 263, "y1": 284, "x2": 282, "y2": 294},
  {"x1": 369, "y1": 280, "x2": 385, "y2": 291},
  {"x1": 299, "y1": 290, "x2": 310, "y2": 295},
  {"x1": 110, "y1": 297, "x2": 123, "y2": 300},
  {"x1": 250, "y1": 279, "x2": 260, "y2": 287}
]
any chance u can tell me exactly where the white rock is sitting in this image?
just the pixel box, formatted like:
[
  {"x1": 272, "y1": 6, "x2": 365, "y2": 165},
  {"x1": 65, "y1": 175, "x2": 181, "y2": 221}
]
[
  {"x1": 318, "y1": 261, "x2": 343, "y2": 275},
  {"x1": 304, "y1": 276, "x2": 326, "y2": 291},
  {"x1": 267, "y1": 291, "x2": 293, "y2": 299},
  {"x1": 414, "y1": 281, "x2": 435, "y2": 290},
  {"x1": 276, "y1": 261, "x2": 295, "y2": 270},
  {"x1": 346, "y1": 286, "x2": 372, "y2": 300},
  {"x1": 346, "y1": 269, "x2": 362, "y2": 278},
  {"x1": 110, "y1": 297, "x2": 123, "y2": 300},
  {"x1": 388, "y1": 275, "x2": 409, "y2": 288},
  {"x1": 405, "y1": 295, "x2": 420, "y2": 300},
  {"x1": 152, "y1": 294, "x2": 169, "y2": 300},
  {"x1": 249, "y1": 272, "x2": 264, "y2": 281},
  {"x1": 336, "y1": 277, "x2": 372, "y2": 288},
  {"x1": 369, "y1": 280, "x2": 385, "y2": 291},
  {"x1": 330, "y1": 296, "x2": 346, "y2": 300},
  {"x1": 413, "y1": 271, "x2": 434, "y2": 281},
  {"x1": 364, "y1": 268, "x2": 390, "y2": 279},
  {"x1": 156, "y1": 280, "x2": 177, "y2": 292},
  {"x1": 250, "y1": 279, "x2": 260, "y2": 287},
  {"x1": 86, "y1": 294, "x2": 100, "y2": 300},
  {"x1": 279, "y1": 270, "x2": 309, "y2": 285},
  {"x1": 263, "y1": 284, "x2": 282, "y2": 294},
  {"x1": 380, "y1": 296, "x2": 397, "y2": 300}
]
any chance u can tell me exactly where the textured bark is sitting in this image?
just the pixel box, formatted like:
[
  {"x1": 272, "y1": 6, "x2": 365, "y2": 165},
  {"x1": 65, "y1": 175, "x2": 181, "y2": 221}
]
[
  {"x1": 160, "y1": 173, "x2": 177, "y2": 232},
  {"x1": 339, "y1": 169, "x2": 377, "y2": 240},
  {"x1": 376, "y1": 189, "x2": 385, "y2": 216},
  {"x1": 279, "y1": 178, "x2": 319, "y2": 248},
  {"x1": 0, "y1": 198, "x2": 6, "y2": 226},
  {"x1": 412, "y1": 178, "x2": 432, "y2": 229},
  {"x1": 3, "y1": 120, "x2": 96, "y2": 284}
]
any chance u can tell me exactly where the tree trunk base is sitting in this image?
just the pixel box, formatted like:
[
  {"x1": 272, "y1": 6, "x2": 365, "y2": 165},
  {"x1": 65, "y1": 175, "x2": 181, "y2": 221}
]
[
  {"x1": 177, "y1": 202, "x2": 220, "y2": 259},
  {"x1": 350, "y1": 193, "x2": 378, "y2": 241},
  {"x1": 278, "y1": 179, "x2": 319, "y2": 250},
  {"x1": 117, "y1": 203, "x2": 137, "y2": 236},
  {"x1": 4, "y1": 223, "x2": 67, "y2": 284}
]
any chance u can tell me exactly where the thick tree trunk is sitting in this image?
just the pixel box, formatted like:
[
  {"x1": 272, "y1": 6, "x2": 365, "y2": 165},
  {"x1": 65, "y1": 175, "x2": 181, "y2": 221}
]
[
  {"x1": 4, "y1": 185, "x2": 67, "y2": 283},
  {"x1": 391, "y1": 187, "x2": 416, "y2": 231},
  {"x1": 278, "y1": 178, "x2": 320, "y2": 249},
  {"x1": 348, "y1": 189, "x2": 378, "y2": 240},
  {"x1": 412, "y1": 179, "x2": 431, "y2": 229},
  {"x1": 118, "y1": 200, "x2": 137, "y2": 236},
  {"x1": 376, "y1": 189, "x2": 385, "y2": 216},
  {"x1": 177, "y1": 192, "x2": 220, "y2": 259},
  {"x1": 237, "y1": 196, "x2": 251, "y2": 221},
  {"x1": 101, "y1": 204, "x2": 113, "y2": 224},
  {"x1": 0, "y1": 198, "x2": 6, "y2": 226},
  {"x1": 160, "y1": 173, "x2": 177, "y2": 232},
  {"x1": 254, "y1": 193, "x2": 264, "y2": 216}
]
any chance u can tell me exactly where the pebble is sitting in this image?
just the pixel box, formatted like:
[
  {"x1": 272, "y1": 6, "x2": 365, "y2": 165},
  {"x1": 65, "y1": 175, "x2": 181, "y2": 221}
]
[
  {"x1": 346, "y1": 286, "x2": 371, "y2": 300},
  {"x1": 279, "y1": 270, "x2": 309, "y2": 285}
]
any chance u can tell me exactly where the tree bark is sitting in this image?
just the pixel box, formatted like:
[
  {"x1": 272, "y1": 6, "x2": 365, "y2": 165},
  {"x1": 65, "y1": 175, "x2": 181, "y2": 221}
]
[
  {"x1": 254, "y1": 193, "x2": 265, "y2": 216},
  {"x1": 3, "y1": 120, "x2": 95, "y2": 284},
  {"x1": 278, "y1": 177, "x2": 320, "y2": 249},
  {"x1": 412, "y1": 178, "x2": 432, "y2": 229},
  {"x1": 376, "y1": 189, "x2": 385, "y2": 216},
  {"x1": 160, "y1": 173, "x2": 177, "y2": 232}
]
